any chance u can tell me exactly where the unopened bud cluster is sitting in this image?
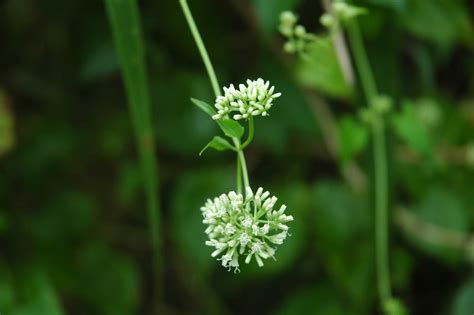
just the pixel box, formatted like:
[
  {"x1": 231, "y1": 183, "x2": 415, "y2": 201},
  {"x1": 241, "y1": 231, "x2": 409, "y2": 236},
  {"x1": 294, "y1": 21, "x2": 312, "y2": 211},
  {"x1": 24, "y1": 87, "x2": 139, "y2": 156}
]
[
  {"x1": 320, "y1": 1, "x2": 367, "y2": 29},
  {"x1": 278, "y1": 11, "x2": 315, "y2": 54},
  {"x1": 213, "y1": 78, "x2": 281, "y2": 120},
  {"x1": 201, "y1": 186, "x2": 293, "y2": 272}
]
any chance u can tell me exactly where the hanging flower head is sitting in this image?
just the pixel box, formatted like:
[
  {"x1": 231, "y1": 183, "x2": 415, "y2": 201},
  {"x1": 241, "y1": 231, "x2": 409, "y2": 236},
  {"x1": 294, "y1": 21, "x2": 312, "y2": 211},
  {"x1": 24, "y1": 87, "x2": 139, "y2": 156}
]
[
  {"x1": 201, "y1": 186, "x2": 293, "y2": 272},
  {"x1": 212, "y1": 78, "x2": 282, "y2": 121}
]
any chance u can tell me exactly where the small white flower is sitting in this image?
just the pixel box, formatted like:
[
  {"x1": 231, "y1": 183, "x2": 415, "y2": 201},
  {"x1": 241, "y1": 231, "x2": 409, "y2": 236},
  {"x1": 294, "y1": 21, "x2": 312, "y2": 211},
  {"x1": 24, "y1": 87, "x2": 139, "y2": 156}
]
[
  {"x1": 200, "y1": 186, "x2": 293, "y2": 272},
  {"x1": 213, "y1": 79, "x2": 282, "y2": 120}
]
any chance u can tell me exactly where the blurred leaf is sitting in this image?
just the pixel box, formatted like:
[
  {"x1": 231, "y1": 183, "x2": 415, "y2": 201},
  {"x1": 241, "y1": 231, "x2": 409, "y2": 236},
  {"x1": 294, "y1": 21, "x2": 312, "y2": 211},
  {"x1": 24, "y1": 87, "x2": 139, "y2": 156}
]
[
  {"x1": 409, "y1": 187, "x2": 470, "y2": 264},
  {"x1": 364, "y1": 0, "x2": 406, "y2": 11},
  {"x1": 312, "y1": 181, "x2": 375, "y2": 309},
  {"x1": 384, "y1": 298, "x2": 409, "y2": 315},
  {"x1": 338, "y1": 115, "x2": 369, "y2": 165},
  {"x1": 313, "y1": 180, "x2": 370, "y2": 249},
  {"x1": 171, "y1": 168, "x2": 234, "y2": 272},
  {"x1": 0, "y1": 262, "x2": 15, "y2": 312},
  {"x1": 80, "y1": 43, "x2": 118, "y2": 82},
  {"x1": 451, "y1": 275, "x2": 474, "y2": 315},
  {"x1": 392, "y1": 101, "x2": 432, "y2": 156},
  {"x1": 0, "y1": 89, "x2": 14, "y2": 156},
  {"x1": 191, "y1": 98, "x2": 216, "y2": 117},
  {"x1": 391, "y1": 248, "x2": 414, "y2": 291},
  {"x1": 74, "y1": 242, "x2": 140, "y2": 315},
  {"x1": 400, "y1": 0, "x2": 472, "y2": 47},
  {"x1": 154, "y1": 72, "x2": 218, "y2": 155},
  {"x1": 275, "y1": 285, "x2": 347, "y2": 315},
  {"x1": 217, "y1": 119, "x2": 244, "y2": 139},
  {"x1": 29, "y1": 191, "x2": 97, "y2": 246},
  {"x1": 199, "y1": 136, "x2": 235, "y2": 155},
  {"x1": 11, "y1": 267, "x2": 64, "y2": 315},
  {"x1": 116, "y1": 160, "x2": 142, "y2": 206},
  {"x1": 295, "y1": 36, "x2": 352, "y2": 99}
]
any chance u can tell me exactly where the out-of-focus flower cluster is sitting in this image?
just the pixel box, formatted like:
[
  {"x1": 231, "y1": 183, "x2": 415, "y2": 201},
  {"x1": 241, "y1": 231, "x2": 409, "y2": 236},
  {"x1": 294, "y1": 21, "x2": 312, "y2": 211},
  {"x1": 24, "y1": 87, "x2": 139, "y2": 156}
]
[
  {"x1": 278, "y1": 11, "x2": 315, "y2": 54},
  {"x1": 201, "y1": 186, "x2": 293, "y2": 272},
  {"x1": 212, "y1": 78, "x2": 281, "y2": 121}
]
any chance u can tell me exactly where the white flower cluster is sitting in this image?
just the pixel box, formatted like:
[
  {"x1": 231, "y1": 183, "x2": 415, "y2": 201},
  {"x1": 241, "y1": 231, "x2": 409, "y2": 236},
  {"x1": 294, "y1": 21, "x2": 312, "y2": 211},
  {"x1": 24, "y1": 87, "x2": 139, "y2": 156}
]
[
  {"x1": 212, "y1": 78, "x2": 282, "y2": 121},
  {"x1": 201, "y1": 186, "x2": 293, "y2": 272}
]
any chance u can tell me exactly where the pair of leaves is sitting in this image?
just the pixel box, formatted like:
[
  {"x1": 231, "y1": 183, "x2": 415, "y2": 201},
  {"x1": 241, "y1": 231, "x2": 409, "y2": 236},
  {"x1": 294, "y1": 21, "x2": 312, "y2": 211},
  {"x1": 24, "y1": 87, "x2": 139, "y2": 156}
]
[{"x1": 191, "y1": 98, "x2": 244, "y2": 155}]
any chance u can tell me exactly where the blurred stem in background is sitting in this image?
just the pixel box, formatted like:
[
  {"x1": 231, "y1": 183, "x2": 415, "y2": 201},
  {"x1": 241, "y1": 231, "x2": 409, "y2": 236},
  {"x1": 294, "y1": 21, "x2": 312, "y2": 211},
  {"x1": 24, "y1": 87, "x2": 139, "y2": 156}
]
[
  {"x1": 179, "y1": 0, "x2": 250, "y2": 192},
  {"x1": 104, "y1": 0, "x2": 163, "y2": 312},
  {"x1": 346, "y1": 13, "x2": 392, "y2": 309}
]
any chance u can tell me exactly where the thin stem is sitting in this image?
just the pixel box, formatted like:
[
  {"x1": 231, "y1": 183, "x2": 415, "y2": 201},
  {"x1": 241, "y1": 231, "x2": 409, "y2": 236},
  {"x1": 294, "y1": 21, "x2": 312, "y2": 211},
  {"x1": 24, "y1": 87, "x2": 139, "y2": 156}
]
[
  {"x1": 346, "y1": 20, "x2": 377, "y2": 101},
  {"x1": 346, "y1": 18, "x2": 392, "y2": 305},
  {"x1": 238, "y1": 150, "x2": 250, "y2": 189},
  {"x1": 372, "y1": 118, "x2": 391, "y2": 302},
  {"x1": 179, "y1": 0, "x2": 220, "y2": 97},
  {"x1": 241, "y1": 117, "x2": 254, "y2": 149},
  {"x1": 236, "y1": 156, "x2": 242, "y2": 194},
  {"x1": 180, "y1": 0, "x2": 251, "y2": 194}
]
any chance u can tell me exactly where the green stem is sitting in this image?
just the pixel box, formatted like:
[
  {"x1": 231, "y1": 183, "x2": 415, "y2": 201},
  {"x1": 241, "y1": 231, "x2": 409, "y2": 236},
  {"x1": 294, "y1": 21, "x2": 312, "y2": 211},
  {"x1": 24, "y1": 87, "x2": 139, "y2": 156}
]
[
  {"x1": 346, "y1": 20, "x2": 377, "y2": 100},
  {"x1": 241, "y1": 117, "x2": 254, "y2": 149},
  {"x1": 236, "y1": 156, "x2": 242, "y2": 194},
  {"x1": 179, "y1": 0, "x2": 220, "y2": 97},
  {"x1": 346, "y1": 18, "x2": 392, "y2": 305},
  {"x1": 238, "y1": 149, "x2": 250, "y2": 189},
  {"x1": 179, "y1": 0, "x2": 250, "y2": 193}
]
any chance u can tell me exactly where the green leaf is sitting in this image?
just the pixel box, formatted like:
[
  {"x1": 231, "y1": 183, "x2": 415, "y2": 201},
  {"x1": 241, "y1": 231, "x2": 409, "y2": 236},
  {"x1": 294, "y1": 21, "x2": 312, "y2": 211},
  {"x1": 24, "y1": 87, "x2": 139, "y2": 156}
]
[
  {"x1": 365, "y1": 0, "x2": 406, "y2": 11},
  {"x1": 11, "y1": 267, "x2": 64, "y2": 315},
  {"x1": 451, "y1": 275, "x2": 474, "y2": 315},
  {"x1": 190, "y1": 97, "x2": 216, "y2": 117},
  {"x1": 400, "y1": 0, "x2": 472, "y2": 47},
  {"x1": 191, "y1": 98, "x2": 244, "y2": 139},
  {"x1": 384, "y1": 298, "x2": 409, "y2": 315},
  {"x1": 407, "y1": 187, "x2": 470, "y2": 264},
  {"x1": 0, "y1": 262, "x2": 15, "y2": 312},
  {"x1": 337, "y1": 115, "x2": 369, "y2": 165},
  {"x1": 295, "y1": 36, "x2": 352, "y2": 99},
  {"x1": 74, "y1": 242, "x2": 140, "y2": 315},
  {"x1": 392, "y1": 101, "x2": 432, "y2": 156},
  {"x1": 313, "y1": 180, "x2": 370, "y2": 249},
  {"x1": 217, "y1": 119, "x2": 244, "y2": 138},
  {"x1": 199, "y1": 136, "x2": 235, "y2": 155}
]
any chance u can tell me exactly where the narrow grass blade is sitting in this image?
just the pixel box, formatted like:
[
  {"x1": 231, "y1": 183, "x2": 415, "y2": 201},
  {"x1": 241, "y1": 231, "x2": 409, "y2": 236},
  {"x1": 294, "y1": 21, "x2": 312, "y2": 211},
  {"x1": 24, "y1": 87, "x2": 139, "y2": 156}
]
[{"x1": 104, "y1": 0, "x2": 163, "y2": 309}]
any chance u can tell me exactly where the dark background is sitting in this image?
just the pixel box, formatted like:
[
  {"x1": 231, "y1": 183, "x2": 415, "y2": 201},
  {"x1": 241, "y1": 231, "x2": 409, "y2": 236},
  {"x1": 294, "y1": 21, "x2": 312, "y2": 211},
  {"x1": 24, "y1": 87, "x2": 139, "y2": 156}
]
[{"x1": 1, "y1": 0, "x2": 474, "y2": 314}]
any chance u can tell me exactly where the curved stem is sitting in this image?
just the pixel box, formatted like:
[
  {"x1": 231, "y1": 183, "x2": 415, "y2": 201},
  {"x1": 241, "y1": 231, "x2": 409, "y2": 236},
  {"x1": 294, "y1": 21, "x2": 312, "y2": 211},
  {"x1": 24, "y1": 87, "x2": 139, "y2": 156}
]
[
  {"x1": 241, "y1": 117, "x2": 254, "y2": 149},
  {"x1": 179, "y1": 0, "x2": 251, "y2": 193},
  {"x1": 346, "y1": 18, "x2": 392, "y2": 305}
]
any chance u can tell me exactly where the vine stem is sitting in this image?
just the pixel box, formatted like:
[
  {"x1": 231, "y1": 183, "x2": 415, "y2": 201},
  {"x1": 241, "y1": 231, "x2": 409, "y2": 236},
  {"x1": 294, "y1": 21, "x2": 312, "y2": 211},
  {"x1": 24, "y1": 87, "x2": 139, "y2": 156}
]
[
  {"x1": 346, "y1": 17, "x2": 392, "y2": 305},
  {"x1": 179, "y1": 0, "x2": 250, "y2": 191}
]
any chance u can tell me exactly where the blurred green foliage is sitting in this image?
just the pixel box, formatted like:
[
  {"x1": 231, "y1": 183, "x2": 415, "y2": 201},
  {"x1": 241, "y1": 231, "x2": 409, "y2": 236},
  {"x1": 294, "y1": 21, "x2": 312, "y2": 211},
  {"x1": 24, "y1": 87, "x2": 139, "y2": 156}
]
[{"x1": 1, "y1": 0, "x2": 474, "y2": 314}]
